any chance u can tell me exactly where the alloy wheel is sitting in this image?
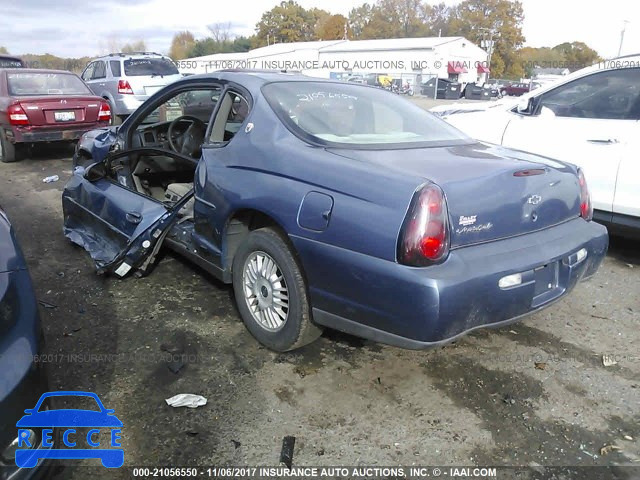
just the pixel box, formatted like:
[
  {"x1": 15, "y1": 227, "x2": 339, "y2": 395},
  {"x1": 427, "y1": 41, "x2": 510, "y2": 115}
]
[{"x1": 242, "y1": 251, "x2": 289, "y2": 331}]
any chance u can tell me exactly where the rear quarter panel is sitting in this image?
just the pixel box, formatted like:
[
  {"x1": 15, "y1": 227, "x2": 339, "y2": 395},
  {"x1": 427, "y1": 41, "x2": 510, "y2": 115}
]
[{"x1": 196, "y1": 95, "x2": 421, "y2": 266}]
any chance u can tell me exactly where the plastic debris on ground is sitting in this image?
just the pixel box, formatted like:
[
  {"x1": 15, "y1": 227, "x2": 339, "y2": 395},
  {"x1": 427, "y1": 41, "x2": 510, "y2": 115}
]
[
  {"x1": 42, "y1": 175, "x2": 59, "y2": 183},
  {"x1": 165, "y1": 394, "x2": 207, "y2": 408},
  {"x1": 279, "y1": 436, "x2": 296, "y2": 469},
  {"x1": 600, "y1": 444, "x2": 622, "y2": 456},
  {"x1": 38, "y1": 300, "x2": 58, "y2": 309}
]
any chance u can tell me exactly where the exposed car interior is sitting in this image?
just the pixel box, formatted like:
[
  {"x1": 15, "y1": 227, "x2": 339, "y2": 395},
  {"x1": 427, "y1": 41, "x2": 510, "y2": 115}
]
[
  {"x1": 131, "y1": 89, "x2": 249, "y2": 154},
  {"x1": 119, "y1": 90, "x2": 250, "y2": 219}
]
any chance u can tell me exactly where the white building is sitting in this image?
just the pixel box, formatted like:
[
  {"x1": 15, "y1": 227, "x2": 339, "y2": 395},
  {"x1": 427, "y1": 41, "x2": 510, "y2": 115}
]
[{"x1": 180, "y1": 37, "x2": 490, "y2": 88}]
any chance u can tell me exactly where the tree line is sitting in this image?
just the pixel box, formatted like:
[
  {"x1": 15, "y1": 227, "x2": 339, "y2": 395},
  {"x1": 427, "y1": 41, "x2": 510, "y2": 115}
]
[
  {"x1": 172, "y1": 0, "x2": 600, "y2": 79},
  {"x1": 2, "y1": 0, "x2": 601, "y2": 79}
]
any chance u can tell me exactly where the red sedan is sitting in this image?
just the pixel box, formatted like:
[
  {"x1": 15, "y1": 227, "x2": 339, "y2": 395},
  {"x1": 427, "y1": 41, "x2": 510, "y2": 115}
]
[{"x1": 0, "y1": 69, "x2": 111, "y2": 163}]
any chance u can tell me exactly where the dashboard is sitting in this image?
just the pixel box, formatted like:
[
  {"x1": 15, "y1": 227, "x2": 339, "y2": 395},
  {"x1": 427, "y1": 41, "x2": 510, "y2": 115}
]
[{"x1": 133, "y1": 121, "x2": 173, "y2": 150}]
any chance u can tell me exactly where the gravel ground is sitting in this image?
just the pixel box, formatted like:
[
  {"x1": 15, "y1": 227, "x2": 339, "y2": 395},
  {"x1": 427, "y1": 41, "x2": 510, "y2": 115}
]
[{"x1": 0, "y1": 119, "x2": 638, "y2": 479}]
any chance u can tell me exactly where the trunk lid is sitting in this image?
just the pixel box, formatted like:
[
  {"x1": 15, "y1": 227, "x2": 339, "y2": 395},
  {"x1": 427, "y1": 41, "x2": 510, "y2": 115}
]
[
  {"x1": 328, "y1": 142, "x2": 582, "y2": 248},
  {"x1": 15, "y1": 95, "x2": 103, "y2": 126}
]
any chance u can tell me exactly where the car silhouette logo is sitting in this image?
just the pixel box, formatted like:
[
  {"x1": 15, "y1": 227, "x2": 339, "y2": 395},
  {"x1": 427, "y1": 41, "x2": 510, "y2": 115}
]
[{"x1": 15, "y1": 391, "x2": 124, "y2": 468}]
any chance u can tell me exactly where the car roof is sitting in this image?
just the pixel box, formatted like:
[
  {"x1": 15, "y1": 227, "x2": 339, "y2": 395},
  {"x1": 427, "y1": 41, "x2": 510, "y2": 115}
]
[
  {"x1": 184, "y1": 70, "x2": 344, "y2": 87},
  {"x1": 93, "y1": 52, "x2": 168, "y2": 60}
]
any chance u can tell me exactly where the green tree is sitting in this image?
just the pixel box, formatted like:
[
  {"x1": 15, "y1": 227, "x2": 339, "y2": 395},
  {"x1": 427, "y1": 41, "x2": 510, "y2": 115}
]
[
  {"x1": 357, "y1": 0, "x2": 430, "y2": 39},
  {"x1": 552, "y1": 41, "x2": 601, "y2": 71},
  {"x1": 517, "y1": 46, "x2": 566, "y2": 76},
  {"x1": 447, "y1": 0, "x2": 525, "y2": 78},
  {"x1": 425, "y1": 3, "x2": 451, "y2": 37},
  {"x1": 188, "y1": 36, "x2": 252, "y2": 58},
  {"x1": 316, "y1": 14, "x2": 349, "y2": 40},
  {"x1": 169, "y1": 31, "x2": 196, "y2": 60},
  {"x1": 121, "y1": 40, "x2": 147, "y2": 54},
  {"x1": 254, "y1": 1, "x2": 318, "y2": 46},
  {"x1": 348, "y1": 4, "x2": 373, "y2": 39},
  {"x1": 0, "y1": 46, "x2": 9, "y2": 54}
]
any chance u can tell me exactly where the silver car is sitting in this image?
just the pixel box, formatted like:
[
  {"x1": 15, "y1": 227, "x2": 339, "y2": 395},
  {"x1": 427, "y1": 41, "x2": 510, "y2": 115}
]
[{"x1": 81, "y1": 52, "x2": 182, "y2": 122}]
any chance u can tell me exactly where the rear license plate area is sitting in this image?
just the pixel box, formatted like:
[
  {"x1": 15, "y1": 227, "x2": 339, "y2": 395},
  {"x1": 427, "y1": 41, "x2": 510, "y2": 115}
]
[
  {"x1": 533, "y1": 262, "x2": 559, "y2": 297},
  {"x1": 54, "y1": 111, "x2": 75, "y2": 122}
]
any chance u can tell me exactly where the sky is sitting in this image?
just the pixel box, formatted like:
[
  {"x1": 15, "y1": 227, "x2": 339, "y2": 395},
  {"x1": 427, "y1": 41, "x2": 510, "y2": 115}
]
[{"x1": 1, "y1": 0, "x2": 638, "y2": 59}]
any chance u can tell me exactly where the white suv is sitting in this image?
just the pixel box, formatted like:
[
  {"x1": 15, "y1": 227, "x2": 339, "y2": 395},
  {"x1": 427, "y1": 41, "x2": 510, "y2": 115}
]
[
  {"x1": 432, "y1": 55, "x2": 640, "y2": 236},
  {"x1": 81, "y1": 52, "x2": 182, "y2": 123}
]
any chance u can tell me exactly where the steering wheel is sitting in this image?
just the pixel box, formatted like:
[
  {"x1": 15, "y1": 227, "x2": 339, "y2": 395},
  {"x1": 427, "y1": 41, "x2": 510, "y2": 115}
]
[{"x1": 168, "y1": 115, "x2": 206, "y2": 157}]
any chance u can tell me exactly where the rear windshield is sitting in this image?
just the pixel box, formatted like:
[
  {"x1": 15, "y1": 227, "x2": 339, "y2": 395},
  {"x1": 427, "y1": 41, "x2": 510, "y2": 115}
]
[
  {"x1": 123, "y1": 58, "x2": 179, "y2": 77},
  {"x1": 7, "y1": 72, "x2": 91, "y2": 96},
  {"x1": 263, "y1": 81, "x2": 469, "y2": 148},
  {"x1": 0, "y1": 57, "x2": 24, "y2": 68}
]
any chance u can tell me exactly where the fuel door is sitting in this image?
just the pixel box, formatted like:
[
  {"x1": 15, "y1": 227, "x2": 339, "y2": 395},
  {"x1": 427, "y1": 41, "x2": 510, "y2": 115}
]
[{"x1": 298, "y1": 191, "x2": 334, "y2": 232}]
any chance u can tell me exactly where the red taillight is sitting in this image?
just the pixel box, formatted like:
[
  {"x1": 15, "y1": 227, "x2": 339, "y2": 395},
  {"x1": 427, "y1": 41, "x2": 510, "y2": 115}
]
[
  {"x1": 8, "y1": 104, "x2": 29, "y2": 126},
  {"x1": 98, "y1": 102, "x2": 111, "y2": 122},
  {"x1": 398, "y1": 184, "x2": 450, "y2": 266},
  {"x1": 578, "y1": 168, "x2": 593, "y2": 221},
  {"x1": 117, "y1": 80, "x2": 133, "y2": 94}
]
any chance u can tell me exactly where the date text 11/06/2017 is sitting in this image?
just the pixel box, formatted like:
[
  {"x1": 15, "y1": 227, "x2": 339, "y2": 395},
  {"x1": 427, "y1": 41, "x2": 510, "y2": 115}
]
[{"x1": 131, "y1": 466, "x2": 498, "y2": 478}]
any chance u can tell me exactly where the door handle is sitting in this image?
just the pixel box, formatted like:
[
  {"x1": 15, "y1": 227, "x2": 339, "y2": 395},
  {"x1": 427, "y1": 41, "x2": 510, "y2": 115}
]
[
  {"x1": 126, "y1": 212, "x2": 142, "y2": 224},
  {"x1": 587, "y1": 138, "x2": 619, "y2": 144}
]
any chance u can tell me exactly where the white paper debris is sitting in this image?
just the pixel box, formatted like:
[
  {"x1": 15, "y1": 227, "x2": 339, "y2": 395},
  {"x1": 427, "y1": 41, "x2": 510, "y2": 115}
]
[
  {"x1": 165, "y1": 394, "x2": 207, "y2": 408},
  {"x1": 602, "y1": 355, "x2": 618, "y2": 367},
  {"x1": 114, "y1": 262, "x2": 132, "y2": 277}
]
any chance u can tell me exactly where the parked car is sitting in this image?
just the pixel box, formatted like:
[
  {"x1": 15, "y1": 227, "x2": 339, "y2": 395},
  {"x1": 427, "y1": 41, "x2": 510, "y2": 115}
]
[
  {"x1": 500, "y1": 82, "x2": 541, "y2": 96},
  {"x1": 0, "y1": 69, "x2": 111, "y2": 163},
  {"x1": 81, "y1": 52, "x2": 182, "y2": 123},
  {"x1": 0, "y1": 205, "x2": 53, "y2": 478},
  {"x1": 0, "y1": 55, "x2": 25, "y2": 68},
  {"x1": 63, "y1": 72, "x2": 607, "y2": 352},
  {"x1": 346, "y1": 75, "x2": 367, "y2": 84},
  {"x1": 463, "y1": 82, "x2": 501, "y2": 99},
  {"x1": 431, "y1": 55, "x2": 640, "y2": 236}
]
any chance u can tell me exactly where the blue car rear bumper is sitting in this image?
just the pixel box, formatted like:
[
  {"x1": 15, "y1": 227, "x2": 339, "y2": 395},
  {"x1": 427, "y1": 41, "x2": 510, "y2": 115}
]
[
  {"x1": 0, "y1": 269, "x2": 51, "y2": 479},
  {"x1": 293, "y1": 218, "x2": 608, "y2": 349}
]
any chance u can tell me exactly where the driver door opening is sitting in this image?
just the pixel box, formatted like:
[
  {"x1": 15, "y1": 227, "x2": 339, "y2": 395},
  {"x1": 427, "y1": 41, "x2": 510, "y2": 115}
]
[{"x1": 132, "y1": 87, "x2": 222, "y2": 158}]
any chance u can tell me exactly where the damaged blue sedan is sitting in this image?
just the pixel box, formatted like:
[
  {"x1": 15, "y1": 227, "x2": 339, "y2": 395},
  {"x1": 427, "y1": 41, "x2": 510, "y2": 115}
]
[{"x1": 62, "y1": 71, "x2": 608, "y2": 352}]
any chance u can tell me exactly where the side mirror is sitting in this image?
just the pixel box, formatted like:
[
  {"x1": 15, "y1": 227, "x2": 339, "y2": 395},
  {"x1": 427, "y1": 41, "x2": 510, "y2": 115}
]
[
  {"x1": 516, "y1": 97, "x2": 531, "y2": 113},
  {"x1": 83, "y1": 162, "x2": 107, "y2": 182}
]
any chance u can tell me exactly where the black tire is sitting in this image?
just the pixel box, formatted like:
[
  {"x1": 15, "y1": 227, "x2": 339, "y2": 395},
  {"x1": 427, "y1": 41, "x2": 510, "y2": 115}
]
[
  {"x1": 232, "y1": 227, "x2": 323, "y2": 352},
  {"x1": 0, "y1": 129, "x2": 23, "y2": 163}
]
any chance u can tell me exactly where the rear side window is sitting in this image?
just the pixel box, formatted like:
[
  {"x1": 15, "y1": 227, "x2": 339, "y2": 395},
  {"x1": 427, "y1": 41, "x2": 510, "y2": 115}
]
[
  {"x1": 81, "y1": 63, "x2": 95, "y2": 81},
  {"x1": 92, "y1": 61, "x2": 106, "y2": 79},
  {"x1": 538, "y1": 68, "x2": 640, "y2": 120},
  {"x1": 7, "y1": 72, "x2": 92, "y2": 96},
  {"x1": 123, "y1": 58, "x2": 178, "y2": 77},
  {"x1": 109, "y1": 60, "x2": 121, "y2": 77}
]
